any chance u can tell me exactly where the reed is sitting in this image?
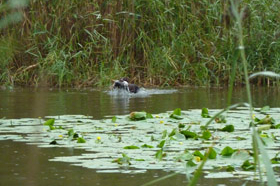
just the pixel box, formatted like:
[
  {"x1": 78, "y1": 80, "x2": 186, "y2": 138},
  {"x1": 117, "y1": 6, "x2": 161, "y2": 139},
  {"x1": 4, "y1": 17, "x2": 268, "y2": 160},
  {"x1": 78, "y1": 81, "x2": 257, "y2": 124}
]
[{"x1": 0, "y1": 0, "x2": 280, "y2": 87}]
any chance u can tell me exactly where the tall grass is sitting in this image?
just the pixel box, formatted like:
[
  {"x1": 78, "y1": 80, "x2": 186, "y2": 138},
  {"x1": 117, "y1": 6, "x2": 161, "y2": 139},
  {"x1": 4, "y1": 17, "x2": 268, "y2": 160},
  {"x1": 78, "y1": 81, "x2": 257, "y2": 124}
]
[{"x1": 1, "y1": 0, "x2": 280, "y2": 87}]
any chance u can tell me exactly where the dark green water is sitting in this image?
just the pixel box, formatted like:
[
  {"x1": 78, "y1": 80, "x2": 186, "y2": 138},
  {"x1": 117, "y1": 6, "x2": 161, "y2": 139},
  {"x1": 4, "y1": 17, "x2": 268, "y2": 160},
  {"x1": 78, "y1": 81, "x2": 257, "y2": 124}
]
[{"x1": 0, "y1": 86, "x2": 279, "y2": 186}]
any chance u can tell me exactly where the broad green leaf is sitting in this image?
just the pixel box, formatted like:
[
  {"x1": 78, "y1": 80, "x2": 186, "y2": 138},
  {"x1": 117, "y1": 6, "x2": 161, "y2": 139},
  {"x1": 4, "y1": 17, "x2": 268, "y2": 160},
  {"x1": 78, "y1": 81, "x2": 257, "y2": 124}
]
[
  {"x1": 135, "y1": 159, "x2": 145, "y2": 161},
  {"x1": 180, "y1": 130, "x2": 197, "y2": 139},
  {"x1": 271, "y1": 153, "x2": 280, "y2": 164},
  {"x1": 172, "y1": 108, "x2": 181, "y2": 116},
  {"x1": 169, "y1": 114, "x2": 183, "y2": 120},
  {"x1": 178, "y1": 123, "x2": 185, "y2": 128},
  {"x1": 162, "y1": 130, "x2": 168, "y2": 139},
  {"x1": 169, "y1": 108, "x2": 183, "y2": 120},
  {"x1": 193, "y1": 150, "x2": 204, "y2": 160},
  {"x1": 186, "y1": 160, "x2": 197, "y2": 167},
  {"x1": 219, "y1": 125, "x2": 234, "y2": 132},
  {"x1": 111, "y1": 116, "x2": 117, "y2": 123},
  {"x1": 226, "y1": 165, "x2": 235, "y2": 172},
  {"x1": 129, "y1": 112, "x2": 146, "y2": 121},
  {"x1": 124, "y1": 145, "x2": 140, "y2": 149},
  {"x1": 274, "y1": 124, "x2": 280, "y2": 129},
  {"x1": 215, "y1": 115, "x2": 226, "y2": 123},
  {"x1": 44, "y1": 118, "x2": 55, "y2": 126},
  {"x1": 113, "y1": 153, "x2": 131, "y2": 165},
  {"x1": 67, "y1": 129, "x2": 74, "y2": 136},
  {"x1": 258, "y1": 115, "x2": 275, "y2": 125},
  {"x1": 260, "y1": 106, "x2": 270, "y2": 113},
  {"x1": 77, "y1": 137, "x2": 86, "y2": 143},
  {"x1": 221, "y1": 146, "x2": 234, "y2": 156},
  {"x1": 201, "y1": 130, "x2": 211, "y2": 140},
  {"x1": 208, "y1": 147, "x2": 217, "y2": 159},
  {"x1": 155, "y1": 149, "x2": 166, "y2": 161},
  {"x1": 141, "y1": 144, "x2": 154, "y2": 148},
  {"x1": 146, "y1": 113, "x2": 153, "y2": 119},
  {"x1": 235, "y1": 136, "x2": 246, "y2": 140},
  {"x1": 175, "y1": 151, "x2": 193, "y2": 162},
  {"x1": 157, "y1": 140, "x2": 166, "y2": 148},
  {"x1": 241, "y1": 160, "x2": 255, "y2": 171},
  {"x1": 168, "y1": 129, "x2": 176, "y2": 137},
  {"x1": 201, "y1": 108, "x2": 211, "y2": 118}
]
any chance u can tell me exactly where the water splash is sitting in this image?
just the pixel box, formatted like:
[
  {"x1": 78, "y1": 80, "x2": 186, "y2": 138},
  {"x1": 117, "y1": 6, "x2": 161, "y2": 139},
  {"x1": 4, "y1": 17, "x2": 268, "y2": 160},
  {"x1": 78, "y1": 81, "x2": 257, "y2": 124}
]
[{"x1": 105, "y1": 88, "x2": 177, "y2": 98}]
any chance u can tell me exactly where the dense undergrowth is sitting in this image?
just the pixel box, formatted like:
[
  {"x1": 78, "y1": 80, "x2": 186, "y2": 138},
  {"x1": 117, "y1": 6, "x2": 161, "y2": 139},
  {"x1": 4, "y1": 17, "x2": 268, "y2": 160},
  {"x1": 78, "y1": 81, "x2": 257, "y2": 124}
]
[{"x1": 0, "y1": 0, "x2": 280, "y2": 87}]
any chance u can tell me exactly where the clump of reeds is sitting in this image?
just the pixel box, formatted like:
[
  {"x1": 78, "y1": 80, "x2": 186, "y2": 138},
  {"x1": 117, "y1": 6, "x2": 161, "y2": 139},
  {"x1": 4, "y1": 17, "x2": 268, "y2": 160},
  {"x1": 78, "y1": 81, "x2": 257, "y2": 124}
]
[{"x1": 1, "y1": 0, "x2": 280, "y2": 87}]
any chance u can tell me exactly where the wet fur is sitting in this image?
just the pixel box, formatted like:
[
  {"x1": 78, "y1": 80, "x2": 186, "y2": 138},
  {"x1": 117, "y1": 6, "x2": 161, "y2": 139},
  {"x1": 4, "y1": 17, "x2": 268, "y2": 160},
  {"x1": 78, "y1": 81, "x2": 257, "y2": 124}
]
[{"x1": 113, "y1": 78, "x2": 139, "y2": 93}]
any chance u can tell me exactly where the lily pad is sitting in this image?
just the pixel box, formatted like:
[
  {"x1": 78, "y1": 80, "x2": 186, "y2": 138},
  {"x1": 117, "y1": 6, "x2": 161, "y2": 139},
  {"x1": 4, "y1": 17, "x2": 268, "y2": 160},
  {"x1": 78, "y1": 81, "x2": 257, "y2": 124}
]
[{"x1": 129, "y1": 112, "x2": 147, "y2": 121}]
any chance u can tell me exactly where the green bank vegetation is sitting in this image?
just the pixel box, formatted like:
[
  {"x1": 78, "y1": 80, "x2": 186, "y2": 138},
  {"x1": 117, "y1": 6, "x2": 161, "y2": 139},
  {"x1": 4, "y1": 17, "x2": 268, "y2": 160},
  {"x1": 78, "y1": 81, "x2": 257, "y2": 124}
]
[{"x1": 1, "y1": 0, "x2": 280, "y2": 87}]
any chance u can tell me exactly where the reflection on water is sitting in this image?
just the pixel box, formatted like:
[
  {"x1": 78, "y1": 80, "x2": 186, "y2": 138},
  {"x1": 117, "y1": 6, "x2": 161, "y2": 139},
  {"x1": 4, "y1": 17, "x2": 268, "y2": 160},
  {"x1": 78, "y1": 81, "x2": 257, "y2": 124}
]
[
  {"x1": 0, "y1": 140, "x2": 257, "y2": 186},
  {"x1": 0, "y1": 86, "x2": 279, "y2": 186},
  {"x1": 0, "y1": 86, "x2": 279, "y2": 119}
]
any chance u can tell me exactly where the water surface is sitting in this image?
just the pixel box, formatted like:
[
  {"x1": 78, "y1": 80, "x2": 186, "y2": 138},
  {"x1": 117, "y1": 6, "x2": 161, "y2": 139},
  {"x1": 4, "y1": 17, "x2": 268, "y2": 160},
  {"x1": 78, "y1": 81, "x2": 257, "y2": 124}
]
[{"x1": 0, "y1": 86, "x2": 279, "y2": 186}]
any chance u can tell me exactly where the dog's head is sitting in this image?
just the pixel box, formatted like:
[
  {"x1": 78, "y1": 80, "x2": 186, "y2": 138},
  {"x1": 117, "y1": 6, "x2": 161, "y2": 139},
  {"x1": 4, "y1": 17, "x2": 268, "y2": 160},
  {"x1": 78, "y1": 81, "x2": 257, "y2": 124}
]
[{"x1": 113, "y1": 79, "x2": 129, "y2": 91}]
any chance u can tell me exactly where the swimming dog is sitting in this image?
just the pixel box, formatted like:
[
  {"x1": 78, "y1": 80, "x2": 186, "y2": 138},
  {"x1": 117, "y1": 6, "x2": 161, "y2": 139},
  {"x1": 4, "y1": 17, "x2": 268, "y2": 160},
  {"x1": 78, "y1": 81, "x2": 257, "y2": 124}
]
[{"x1": 112, "y1": 78, "x2": 140, "y2": 93}]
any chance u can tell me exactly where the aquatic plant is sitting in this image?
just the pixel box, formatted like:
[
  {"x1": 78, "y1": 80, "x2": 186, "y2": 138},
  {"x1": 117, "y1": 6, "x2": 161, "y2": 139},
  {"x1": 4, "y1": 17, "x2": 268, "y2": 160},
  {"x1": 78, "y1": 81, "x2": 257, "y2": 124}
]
[{"x1": 1, "y1": 107, "x2": 280, "y2": 184}]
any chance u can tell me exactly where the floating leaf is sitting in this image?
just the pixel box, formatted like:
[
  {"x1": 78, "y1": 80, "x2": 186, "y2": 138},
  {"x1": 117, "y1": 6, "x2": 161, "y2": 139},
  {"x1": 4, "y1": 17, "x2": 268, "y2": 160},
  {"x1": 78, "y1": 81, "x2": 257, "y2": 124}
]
[
  {"x1": 44, "y1": 119, "x2": 55, "y2": 130},
  {"x1": 241, "y1": 160, "x2": 255, "y2": 171},
  {"x1": 141, "y1": 144, "x2": 154, "y2": 148},
  {"x1": 175, "y1": 151, "x2": 193, "y2": 162},
  {"x1": 77, "y1": 137, "x2": 86, "y2": 143},
  {"x1": 67, "y1": 129, "x2": 79, "y2": 139},
  {"x1": 162, "y1": 130, "x2": 168, "y2": 139},
  {"x1": 215, "y1": 115, "x2": 226, "y2": 123},
  {"x1": 168, "y1": 129, "x2": 176, "y2": 137},
  {"x1": 201, "y1": 130, "x2": 211, "y2": 140},
  {"x1": 274, "y1": 124, "x2": 280, "y2": 129},
  {"x1": 201, "y1": 108, "x2": 211, "y2": 118},
  {"x1": 44, "y1": 118, "x2": 55, "y2": 126},
  {"x1": 235, "y1": 136, "x2": 246, "y2": 141},
  {"x1": 111, "y1": 116, "x2": 117, "y2": 123},
  {"x1": 172, "y1": 108, "x2": 181, "y2": 116},
  {"x1": 260, "y1": 106, "x2": 270, "y2": 113},
  {"x1": 226, "y1": 165, "x2": 235, "y2": 172},
  {"x1": 67, "y1": 129, "x2": 74, "y2": 136},
  {"x1": 170, "y1": 108, "x2": 183, "y2": 120},
  {"x1": 271, "y1": 153, "x2": 280, "y2": 164},
  {"x1": 221, "y1": 146, "x2": 234, "y2": 156},
  {"x1": 157, "y1": 140, "x2": 166, "y2": 148},
  {"x1": 129, "y1": 112, "x2": 146, "y2": 121},
  {"x1": 187, "y1": 160, "x2": 197, "y2": 167},
  {"x1": 257, "y1": 115, "x2": 275, "y2": 125},
  {"x1": 219, "y1": 125, "x2": 234, "y2": 132},
  {"x1": 180, "y1": 130, "x2": 197, "y2": 139},
  {"x1": 178, "y1": 123, "x2": 185, "y2": 128},
  {"x1": 146, "y1": 113, "x2": 153, "y2": 119},
  {"x1": 113, "y1": 153, "x2": 131, "y2": 165},
  {"x1": 170, "y1": 114, "x2": 183, "y2": 120},
  {"x1": 124, "y1": 145, "x2": 140, "y2": 149},
  {"x1": 193, "y1": 150, "x2": 204, "y2": 160},
  {"x1": 135, "y1": 159, "x2": 145, "y2": 161},
  {"x1": 155, "y1": 149, "x2": 166, "y2": 161},
  {"x1": 208, "y1": 147, "x2": 217, "y2": 159}
]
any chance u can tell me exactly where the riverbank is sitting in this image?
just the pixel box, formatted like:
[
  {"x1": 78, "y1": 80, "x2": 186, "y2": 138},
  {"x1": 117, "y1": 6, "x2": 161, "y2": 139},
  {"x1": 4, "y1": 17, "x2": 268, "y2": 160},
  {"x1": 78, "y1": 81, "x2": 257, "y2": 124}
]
[{"x1": 1, "y1": 0, "x2": 280, "y2": 88}]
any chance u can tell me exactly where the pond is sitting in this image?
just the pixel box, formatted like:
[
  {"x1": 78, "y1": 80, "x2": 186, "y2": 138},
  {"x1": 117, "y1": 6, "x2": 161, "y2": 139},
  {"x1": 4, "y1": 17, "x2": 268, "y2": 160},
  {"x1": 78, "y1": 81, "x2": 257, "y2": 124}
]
[{"x1": 0, "y1": 86, "x2": 279, "y2": 186}]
